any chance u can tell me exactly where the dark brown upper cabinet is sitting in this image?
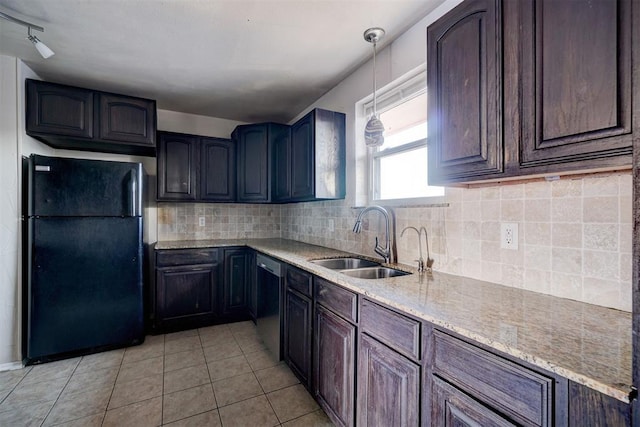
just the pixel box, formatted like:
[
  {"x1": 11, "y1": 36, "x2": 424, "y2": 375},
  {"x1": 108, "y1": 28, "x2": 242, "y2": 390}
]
[
  {"x1": 200, "y1": 137, "x2": 236, "y2": 202},
  {"x1": 157, "y1": 132, "x2": 199, "y2": 201},
  {"x1": 234, "y1": 123, "x2": 288, "y2": 203},
  {"x1": 518, "y1": 0, "x2": 634, "y2": 170},
  {"x1": 26, "y1": 79, "x2": 156, "y2": 156},
  {"x1": 157, "y1": 131, "x2": 235, "y2": 202},
  {"x1": 427, "y1": 0, "x2": 504, "y2": 184},
  {"x1": 427, "y1": 0, "x2": 637, "y2": 184},
  {"x1": 272, "y1": 109, "x2": 346, "y2": 203}
]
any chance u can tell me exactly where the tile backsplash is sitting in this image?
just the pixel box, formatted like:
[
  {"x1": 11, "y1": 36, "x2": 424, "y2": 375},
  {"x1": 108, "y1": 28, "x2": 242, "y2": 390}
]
[{"x1": 157, "y1": 172, "x2": 632, "y2": 312}]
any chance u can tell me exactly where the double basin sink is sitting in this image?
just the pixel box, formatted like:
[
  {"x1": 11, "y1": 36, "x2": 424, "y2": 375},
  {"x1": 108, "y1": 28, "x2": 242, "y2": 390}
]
[{"x1": 310, "y1": 257, "x2": 411, "y2": 279}]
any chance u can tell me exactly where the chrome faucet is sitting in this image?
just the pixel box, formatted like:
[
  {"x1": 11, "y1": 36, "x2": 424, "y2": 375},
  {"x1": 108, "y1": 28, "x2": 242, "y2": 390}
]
[
  {"x1": 401, "y1": 226, "x2": 425, "y2": 273},
  {"x1": 353, "y1": 205, "x2": 393, "y2": 264},
  {"x1": 400, "y1": 226, "x2": 434, "y2": 273}
]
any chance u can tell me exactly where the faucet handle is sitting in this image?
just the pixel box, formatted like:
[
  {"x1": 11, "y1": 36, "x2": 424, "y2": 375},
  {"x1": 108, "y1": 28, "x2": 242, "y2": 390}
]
[{"x1": 415, "y1": 258, "x2": 425, "y2": 273}]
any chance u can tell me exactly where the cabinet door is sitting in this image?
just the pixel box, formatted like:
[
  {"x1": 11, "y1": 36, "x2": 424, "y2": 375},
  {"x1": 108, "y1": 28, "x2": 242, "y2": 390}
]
[
  {"x1": 156, "y1": 264, "x2": 216, "y2": 323},
  {"x1": 222, "y1": 249, "x2": 249, "y2": 316},
  {"x1": 200, "y1": 137, "x2": 236, "y2": 201},
  {"x1": 519, "y1": 0, "x2": 633, "y2": 167},
  {"x1": 427, "y1": 0, "x2": 503, "y2": 183},
  {"x1": 290, "y1": 112, "x2": 314, "y2": 200},
  {"x1": 314, "y1": 304, "x2": 355, "y2": 427},
  {"x1": 284, "y1": 289, "x2": 312, "y2": 388},
  {"x1": 236, "y1": 125, "x2": 269, "y2": 202},
  {"x1": 247, "y1": 251, "x2": 257, "y2": 320},
  {"x1": 26, "y1": 79, "x2": 94, "y2": 138},
  {"x1": 432, "y1": 376, "x2": 517, "y2": 427},
  {"x1": 357, "y1": 334, "x2": 420, "y2": 427},
  {"x1": 272, "y1": 128, "x2": 291, "y2": 202},
  {"x1": 157, "y1": 132, "x2": 198, "y2": 201},
  {"x1": 98, "y1": 94, "x2": 156, "y2": 146}
]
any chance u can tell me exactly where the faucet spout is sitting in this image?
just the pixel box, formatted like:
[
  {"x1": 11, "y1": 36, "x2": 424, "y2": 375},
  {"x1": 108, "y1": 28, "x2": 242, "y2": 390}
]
[
  {"x1": 401, "y1": 226, "x2": 424, "y2": 272},
  {"x1": 353, "y1": 205, "x2": 393, "y2": 264}
]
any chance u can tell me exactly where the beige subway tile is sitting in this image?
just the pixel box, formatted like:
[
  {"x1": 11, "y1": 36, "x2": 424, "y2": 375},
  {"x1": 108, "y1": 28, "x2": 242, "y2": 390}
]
[
  {"x1": 550, "y1": 272, "x2": 582, "y2": 300},
  {"x1": 619, "y1": 172, "x2": 632, "y2": 196},
  {"x1": 524, "y1": 245, "x2": 551, "y2": 271},
  {"x1": 582, "y1": 277, "x2": 620, "y2": 310},
  {"x1": 463, "y1": 221, "x2": 481, "y2": 240},
  {"x1": 501, "y1": 200, "x2": 524, "y2": 221},
  {"x1": 583, "y1": 250, "x2": 619, "y2": 280},
  {"x1": 501, "y1": 264, "x2": 524, "y2": 288},
  {"x1": 583, "y1": 175, "x2": 619, "y2": 197},
  {"x1": 583, "y1": 197, "x2": 618, "y2": 223},
  {"x1": 619, "y1": 253, "x2": 632, "y2": 283},
  {"x1": 619, "y1": 281, "x2": 633, "y2": 312},
  {"x1": 481, "y1": 186, "x2": 500, "y2": 200},
  {"x1": 523, "y1": 269, "x2": 551, "y2": 294},
  {"x1": 462, "y1": 239, "x2": 482, "y2": 261},
  {"x1": 481, "y1": 261, "x2": 502, "y2": 283},
  {"x1": 583, "y1": 224, "x2": 618, "y2": 251},
  {"x1": 551, "y1": 248, "x2": 582, "y2": 275},
  {"x1": 619, "y1": 196, "x2": 632, "y2": 224},
  {"x1": 462, "y1": 201, "x2": 481, "y2": 221},
  {"x1": 481, "y1": 221, "x2": 501, "y2": 242},
  {"x1": 501, "y1": 183, "x2": 524, "y2": 199},
  {"x1": 551, "y1": 223, "x2": 582, "y2": 248},
  {"x1": 523, "y1": 222, "x2": 551, "y2": 246},
  {"x1": 481, "y1": 200, "x2": 500, "y2": 221},
  {"x1": 501, "y1": 246, "x2": 524, "y2": 266},
  {"x1": 551, "y1": 198, "x2": 582, "y2": 223},
  {"x1": 524, "y1": 181, "x2": 551, "y2": 199},
  {"x1": 462, "y1": 187, "x2": 482, "y2": 201},
  {"x1": 462, "y1": 259, "x2": 482, "y2": 278},
  {"x1": 481, "y1": 241, "x2": 501, "y2": 262},
  {"x1": 524, "y1": 199, "x2": 550, "y2": 222},
  {"x1": 551, "y1": 178, "x2": 582, "y2": 198}
]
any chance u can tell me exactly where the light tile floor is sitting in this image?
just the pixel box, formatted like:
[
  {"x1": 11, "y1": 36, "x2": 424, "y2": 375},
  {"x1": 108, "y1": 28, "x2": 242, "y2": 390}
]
[{"x1": 0, "y1": 321, "x2": 333, "y2": 426}]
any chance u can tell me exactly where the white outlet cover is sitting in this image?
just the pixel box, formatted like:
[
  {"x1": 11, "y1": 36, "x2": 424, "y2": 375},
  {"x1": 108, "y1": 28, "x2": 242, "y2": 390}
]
[
  {"x1": 199, "y1": 217, "x2": 205, "y2": 227},
  {"x1": 500, "y1": 223, "x2": 518, "y2": 250}
]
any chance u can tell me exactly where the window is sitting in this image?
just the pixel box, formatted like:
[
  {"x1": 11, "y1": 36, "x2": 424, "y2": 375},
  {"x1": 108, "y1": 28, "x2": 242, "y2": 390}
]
[{"x1": 363, "y1": 72, "x2": 444, "y2": 203}]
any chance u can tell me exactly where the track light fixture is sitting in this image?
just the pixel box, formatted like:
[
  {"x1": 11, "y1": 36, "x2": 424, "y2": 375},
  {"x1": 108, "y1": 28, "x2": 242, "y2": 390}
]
[{"x1": 0, "y1": 10, "x2": 54, "y2": 59}]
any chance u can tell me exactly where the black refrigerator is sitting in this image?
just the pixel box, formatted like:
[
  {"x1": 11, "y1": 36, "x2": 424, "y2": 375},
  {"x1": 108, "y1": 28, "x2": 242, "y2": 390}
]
[{"x1": 23, "y1": 154, "x2": 145, "y2": 364}]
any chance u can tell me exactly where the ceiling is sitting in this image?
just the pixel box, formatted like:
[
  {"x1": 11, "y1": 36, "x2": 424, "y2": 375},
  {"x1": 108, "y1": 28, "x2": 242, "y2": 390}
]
[{"x1": 0, "y1": 0, "x2": 444, "y2": 124}]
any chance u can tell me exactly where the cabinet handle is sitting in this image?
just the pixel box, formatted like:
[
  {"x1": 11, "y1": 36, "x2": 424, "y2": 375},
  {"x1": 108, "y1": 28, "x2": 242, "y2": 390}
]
[{"x1": 318, "y1": 287, "x2": 328, "y2": 296}]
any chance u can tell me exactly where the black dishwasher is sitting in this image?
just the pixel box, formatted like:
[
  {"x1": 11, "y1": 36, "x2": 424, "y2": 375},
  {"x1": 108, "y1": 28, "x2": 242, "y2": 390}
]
[{"x1": 256, "y1": 254, "x2": 283, "y2": 360}]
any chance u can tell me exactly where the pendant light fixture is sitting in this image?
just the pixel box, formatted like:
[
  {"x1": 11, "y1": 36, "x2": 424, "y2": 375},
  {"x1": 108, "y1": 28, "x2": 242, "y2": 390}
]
[
  {"x1": 0, "y1": 10, "x2": 55, "y2": 59},
  {"x1": 363, "y1": 27, "x2": 385, "y2": 148}
]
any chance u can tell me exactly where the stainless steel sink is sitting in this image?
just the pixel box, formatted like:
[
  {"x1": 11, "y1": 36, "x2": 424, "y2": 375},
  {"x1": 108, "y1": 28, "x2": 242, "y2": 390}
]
[
  {"x1": 340, "y1": 266, "x2": 411, "y2": 279},
  {"x1": 310, "y1": 257, "x2": 380, "y2": 270}
]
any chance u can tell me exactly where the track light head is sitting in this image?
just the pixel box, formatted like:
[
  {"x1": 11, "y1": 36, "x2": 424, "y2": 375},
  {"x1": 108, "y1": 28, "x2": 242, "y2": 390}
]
[{"x1": 27, "y1": 29, "x2": 55, "y2": 59}]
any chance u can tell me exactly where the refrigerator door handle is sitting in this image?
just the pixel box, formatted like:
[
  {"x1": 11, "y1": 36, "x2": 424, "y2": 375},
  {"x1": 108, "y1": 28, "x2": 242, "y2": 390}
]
[{"x1": 129, "y1": 169, "x2": 138, "y2": 217}]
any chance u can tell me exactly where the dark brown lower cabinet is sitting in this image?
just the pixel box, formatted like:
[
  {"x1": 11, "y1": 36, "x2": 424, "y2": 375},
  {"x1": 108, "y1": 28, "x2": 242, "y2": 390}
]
[
  {"x1": 314, "y1": 304, "x2": 356, "y2": 427},
  {"x1": 432, "y1": 376, "x2": 516, "y2": 427},
  {"x1": 156, "y1": 263, "x2": 218, "y2": 331},
  {"x1": 357, "y1": 334, "x2": 420, "y2": 426},
  {"x1": 568, "y1": 381, "x2": 631, "y2": 426},
  {"x1": 284, "y1": 289, "x2": 312, "y2": 388},
  {"x1": 221, "y1": 248, "x2": 251, "y2": 317}
]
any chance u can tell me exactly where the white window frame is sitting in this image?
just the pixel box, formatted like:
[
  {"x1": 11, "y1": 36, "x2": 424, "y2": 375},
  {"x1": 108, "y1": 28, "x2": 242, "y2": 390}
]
[{"x1": 360, "y1": 66, "x2": 444, "y2": 206}]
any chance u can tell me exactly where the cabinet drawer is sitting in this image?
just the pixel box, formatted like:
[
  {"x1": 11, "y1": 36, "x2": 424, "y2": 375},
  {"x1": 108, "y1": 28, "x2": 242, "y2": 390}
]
[
  {"x1": 156, "y1": 249, "x2": 218, "y2": 267},
  {"x1": 286, "y1": 266, "x2": 312, "y2": 298},
  {"x1": 315, "y1": 278, "x2": 357, "y2": 323},
  {"x1": 360, "y1": 299, "x2": 420, "y2": 360},
  {"x1": 433, "y1": 331, "x2": 553, "y2": 426}
]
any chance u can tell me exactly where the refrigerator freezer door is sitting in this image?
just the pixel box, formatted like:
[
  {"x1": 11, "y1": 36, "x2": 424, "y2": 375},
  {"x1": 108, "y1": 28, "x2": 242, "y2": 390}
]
[
  {"x1": 29, "y1": 154, "x2": 142, "y2": 217},
  {"x1": 26, "y1": 217, "x2": 144, "y2": 362}
]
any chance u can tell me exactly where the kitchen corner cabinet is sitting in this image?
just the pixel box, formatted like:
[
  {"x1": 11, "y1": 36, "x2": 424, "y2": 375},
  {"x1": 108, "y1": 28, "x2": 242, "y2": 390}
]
[
  {"x1": 153, "y1": 248, "x2": 219, "y2": 332},
  {"x1": 26, "y1": 79, "x2": 156, "y2": 156},
  {"x1": 283, "y1": 266, "x2": 313, "y2": 388},
  {"x1": 273, "y1": 109, "x2": 346, "y2": 203},
  {"x1": 427, "y1": 0, "x2": 504, "y2": 184},
  {"x1": 221, "y1": 248, "x2": 251, "y2": 317},
  {"x1": 156, "y1": 131, "x2": 235, "y2": 202},
  {"x1": 234, "y1": 123, "x2": 288, "y2": 203}
]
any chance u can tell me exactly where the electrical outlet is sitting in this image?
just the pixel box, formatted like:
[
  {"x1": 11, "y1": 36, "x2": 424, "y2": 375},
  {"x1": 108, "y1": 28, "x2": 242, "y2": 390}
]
[
  {"x1": 199, "y1": 217, "x2": 205, "y2": 227},
  {"x1": 328, "y1": 219, "x2": 335, "y2": 232},
  {"x1": 501, "y1": 223, "x2": 518, "y2": 250}
]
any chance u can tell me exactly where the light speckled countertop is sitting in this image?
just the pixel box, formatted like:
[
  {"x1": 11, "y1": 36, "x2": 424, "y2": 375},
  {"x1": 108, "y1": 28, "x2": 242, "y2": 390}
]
[{"x1": 155, "y1": 238, "x2": 634, "y2": 402}]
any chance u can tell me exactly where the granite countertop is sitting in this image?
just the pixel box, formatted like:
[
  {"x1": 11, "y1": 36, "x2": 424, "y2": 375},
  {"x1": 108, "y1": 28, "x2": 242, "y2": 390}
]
[{"x1": 155, "y1": 238, "x2": 634, "y2": 403}]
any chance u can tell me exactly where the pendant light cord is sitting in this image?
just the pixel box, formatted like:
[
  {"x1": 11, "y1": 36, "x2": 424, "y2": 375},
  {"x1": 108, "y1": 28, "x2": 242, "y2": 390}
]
[{"x1": 372, "y1": 41, "x2": 378, "y2": 117}]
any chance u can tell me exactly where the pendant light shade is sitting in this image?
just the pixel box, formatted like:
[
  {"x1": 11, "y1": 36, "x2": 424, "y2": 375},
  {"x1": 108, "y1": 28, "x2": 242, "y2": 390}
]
[
  {"x1": 363, "y1": 27, "x2": 385, "y2": 148},
  {"x1": 0, "y1": 11, "x2": 55, "y2": 59}
]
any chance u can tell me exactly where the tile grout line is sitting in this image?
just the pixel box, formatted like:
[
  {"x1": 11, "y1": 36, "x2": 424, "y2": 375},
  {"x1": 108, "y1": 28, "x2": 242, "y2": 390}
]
[
  {"x1": 198, "y1": 327, "x2": 223, "y2": 427},
  {"x1": 100, "y1": 348, "x2": 127, "y2": 426},
  {"x1": 38, "y1": 358, "x2": 82, "y2": 427}
]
